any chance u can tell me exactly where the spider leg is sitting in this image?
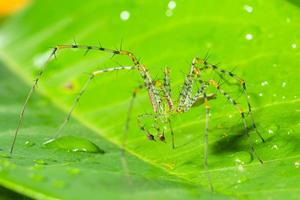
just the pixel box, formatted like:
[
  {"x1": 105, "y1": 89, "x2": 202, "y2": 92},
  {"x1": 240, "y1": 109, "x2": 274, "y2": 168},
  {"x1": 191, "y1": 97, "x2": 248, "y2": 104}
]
[
  {"x1": 124, "y1": 85, "x2": 144, "y2": 146},
  {"x1": 56, "y1": 44, "x2": 163, "y2": 113},
  {"x1": 137, "y1": 114, "x2": 157, "y2": 141},
  {"x1": 207, "y1": 80, "x2": 263, "y2": 164},
  {"x1": 167, "y1": 118, "x2": 175, "y2": 149},
  {"x1": 121, "y1": 84, "x2": 143, "y2": 183},
  {"x1": 53, "y1": 66, "x2": 137, "y2": 138},
  {"x1": 162, "y1": 67, "x2": 174, "y2": 111},
  {"x1": 177, "y1": 57, "x2": 202, "y2": 112},
  {"x1": 156, "y1": 67, "x2": 175, "y2": 148},
  {"x1": 10, "y1": 48, "x2": 57, "y2": 154},
  {"x1": 10, "y1": 44, "x2": 162, "y2": 154},
  {"x1": 200, "y1": 62, "x2": 265, "y2": 143},
  {"x1": 203, "y1": 92, "x2": 214, "y2": 192}
]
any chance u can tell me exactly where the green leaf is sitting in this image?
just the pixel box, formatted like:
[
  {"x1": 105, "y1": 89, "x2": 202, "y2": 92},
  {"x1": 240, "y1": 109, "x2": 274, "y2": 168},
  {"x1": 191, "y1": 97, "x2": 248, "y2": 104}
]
[{"x1": 0, "y1": 0, "x2": 300, "y2": 199}]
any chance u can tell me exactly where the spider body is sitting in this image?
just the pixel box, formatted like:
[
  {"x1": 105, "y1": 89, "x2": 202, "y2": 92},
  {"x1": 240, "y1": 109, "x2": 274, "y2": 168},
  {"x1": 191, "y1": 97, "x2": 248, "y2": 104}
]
[{"x1": 10, "y1": 44, "x2": 265, "y2": 190}]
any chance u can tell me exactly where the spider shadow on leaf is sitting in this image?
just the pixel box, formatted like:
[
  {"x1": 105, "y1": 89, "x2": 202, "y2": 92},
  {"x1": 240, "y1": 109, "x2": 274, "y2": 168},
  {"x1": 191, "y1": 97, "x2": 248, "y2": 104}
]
[{"x1": 211, "y1": 125, "x2": 256, "y2": 154}]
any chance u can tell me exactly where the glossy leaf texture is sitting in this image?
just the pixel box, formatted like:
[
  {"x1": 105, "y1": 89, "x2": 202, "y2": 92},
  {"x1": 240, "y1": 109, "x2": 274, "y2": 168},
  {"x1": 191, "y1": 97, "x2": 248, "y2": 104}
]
[{"x1": 0, "y1": 0, "x2": 299, "y2": 199}]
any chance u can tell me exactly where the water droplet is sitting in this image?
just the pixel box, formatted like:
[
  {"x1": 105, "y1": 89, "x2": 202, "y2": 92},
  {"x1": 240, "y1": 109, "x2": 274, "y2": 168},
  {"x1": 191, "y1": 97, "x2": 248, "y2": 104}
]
[
  {"x1": 237, "y1": 179, "x2": 242, "y2": 184},
  {"x1": 261, "y1": 81, "x2": 268, "y2": 86},
  {"x1": 243, "y1": 5, "x2": 253, "y2": 13},
  {"x1": 271, "y1": 144, "x2": 279, "y2": 150},
  {"x1": 235, "y1": 159, "x2": 244, "y2": 164},
  {"x1": 245, "y1": 33, "x2": 253, "y2": 40},
  {"x1": 43, "y1": 136, "x2": 105, "y2": 154},
  {"x1": 292, "y1": 43, "x2": 297, "y2": 49},
  {"x1": 282, "y1": 82, "x2": 287, "y2": 87},
  {"x1": 282, "y1": 96, "x2": 286, "y2": 100},
  {"x1": 295, "y1": 162, "x2": 300, "y2": 168},
  {"x1": 267, "y1": 124, "x2": 279, "y2": 135},
  {"x1": 233, "y1": 151, "x2": 252, "y2": 164},
  {"x1": 235, "y1": 159, "x2": 245, "y2": 172},
  {"x1": 258, "y1": 92, "x2": 263, "y2": 97},
  {"x1": 228, "y1": 114, "x2": 233, "y2": 118},
  {"x1": 120, "y1": 10, "x2": 130, "y2": 21},
  {"x1": 168, "y1": 0, "x2": 176, "y2": 10},
  {"x1": 25, "y1": 140, "x2": 35, "y2": 147},
  {"x1": 67, "y1": 168, "x2": 81, "y2": 175}
]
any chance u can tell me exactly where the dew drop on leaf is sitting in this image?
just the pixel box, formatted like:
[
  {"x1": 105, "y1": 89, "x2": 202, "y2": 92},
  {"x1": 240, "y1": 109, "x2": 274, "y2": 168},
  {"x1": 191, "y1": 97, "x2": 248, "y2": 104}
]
[
  {"x1": 233, "y1": 151, "x2": 252, "y2": 164},
  {"x1": 43, "y1": 136, "x2": 105, "y2": 154},
  {"x1": 266, "y1": 124, "x2": 279, "y2": 135},
  {"x1": 25, "y1": 140, "x2": 35, "y2": 147},
  {"x1": 295, "y1": 162, "x2": 300, "y2": 168}
]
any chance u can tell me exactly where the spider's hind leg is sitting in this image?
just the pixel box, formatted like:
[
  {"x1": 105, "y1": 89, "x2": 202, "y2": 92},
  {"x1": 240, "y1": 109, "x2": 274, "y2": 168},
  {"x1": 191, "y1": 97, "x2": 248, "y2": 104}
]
[
  {"x1": 203, "y1": 92, "x2": 214, "y2": 192},
  {"x1": 201, "y1": 62, "x2": 265, "y2": 143},
  {"x1": 208, "y1": 79, "x2": 264, "y2": 164}
]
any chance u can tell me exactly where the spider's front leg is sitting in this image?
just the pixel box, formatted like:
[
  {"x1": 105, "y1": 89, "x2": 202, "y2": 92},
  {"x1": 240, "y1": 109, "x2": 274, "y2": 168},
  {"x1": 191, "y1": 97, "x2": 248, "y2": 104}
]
[
  {"x1": 10, "y1": 44, "x2": 161, "y2": 154},
  {"x1": 207, "y1": 79, "x2": 264, "y2": 164},
  {"x1": 53, "y1": 66, "x2": 138, "y2": 138}
]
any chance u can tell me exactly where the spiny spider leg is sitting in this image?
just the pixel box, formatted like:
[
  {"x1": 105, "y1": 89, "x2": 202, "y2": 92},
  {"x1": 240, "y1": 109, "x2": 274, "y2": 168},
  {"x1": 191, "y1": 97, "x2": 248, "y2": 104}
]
[
  {"x1": 10, "y1": 44, "x2": 162, "y2": 154},
  {"x1": 9, "y1": 47, "x2": 57, "y2": 154},
  {"x1": 167, "y1": 118, "x2": 175, "y2": 149},
  {"x1": 56, "y1": 45, "x2": 163, "y2": 113},
  {"x1": 207, "y1": 79, "x2": 263, "y2": 163},
  {"x1": 177, "y1": 57, "x2": 201, "y2": 111},
  {"x1": 199, "y1": 61, "x2": 265, "y2": 143},
  {"x1": 162, "y1": 67, "x2": 174, "y2": 111},
  {"x1": 54, "y1": 66, "x2": 137, "y2": 138},
  {"x1": 203, "y1": 92, "x2": 214, "y2": 192}
]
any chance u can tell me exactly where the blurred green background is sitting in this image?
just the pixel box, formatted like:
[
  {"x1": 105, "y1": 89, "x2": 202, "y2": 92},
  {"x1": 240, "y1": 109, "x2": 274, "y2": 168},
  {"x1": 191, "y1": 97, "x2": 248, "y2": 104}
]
[{"x1": 0, "y1": 0, "x2": 299, "y2": 199}]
